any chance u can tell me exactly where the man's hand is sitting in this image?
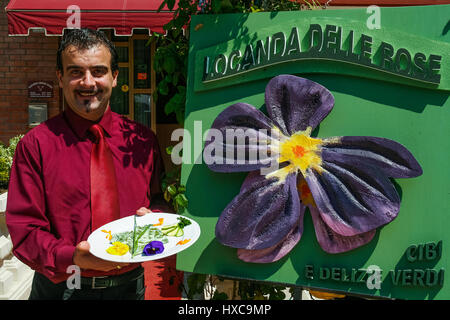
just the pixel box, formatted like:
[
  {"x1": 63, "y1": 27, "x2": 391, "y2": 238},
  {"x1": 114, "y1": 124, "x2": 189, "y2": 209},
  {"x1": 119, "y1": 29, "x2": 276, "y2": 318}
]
[
  {"x1": 74, "y1": 209, "x2": 151, "y2": 271},
  {"x1": 73, "y1": 209, "x2": 154, "y2": 270},
  {"x1": 73, "y1": 241, "x2": 129, "y2": 272},
  {"x1": 136, "y1": 207, "x2": 152, "y2": 216}
]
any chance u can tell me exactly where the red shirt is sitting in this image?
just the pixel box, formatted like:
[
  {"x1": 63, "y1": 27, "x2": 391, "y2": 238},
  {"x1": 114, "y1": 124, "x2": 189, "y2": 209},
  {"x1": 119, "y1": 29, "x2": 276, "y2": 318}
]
[{"x1": 5, "y1": 106, "x2": 164, "y2": 283}]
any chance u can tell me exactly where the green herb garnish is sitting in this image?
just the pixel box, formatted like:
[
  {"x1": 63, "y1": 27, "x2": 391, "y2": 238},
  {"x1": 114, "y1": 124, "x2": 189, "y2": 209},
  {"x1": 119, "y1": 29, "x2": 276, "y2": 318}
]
[
  {"x1": 161, "y1": 217, "x2": 192, "y2": 237},
  {"x1": 111, "y1": 223, "x2": 168, "y2": 257}
]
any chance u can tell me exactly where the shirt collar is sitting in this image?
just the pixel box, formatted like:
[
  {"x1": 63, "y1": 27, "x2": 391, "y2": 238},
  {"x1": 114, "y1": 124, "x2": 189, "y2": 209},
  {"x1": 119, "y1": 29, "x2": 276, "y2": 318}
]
[{"x1": 64, "y1": 106, "x2": 114, "y2": 140}]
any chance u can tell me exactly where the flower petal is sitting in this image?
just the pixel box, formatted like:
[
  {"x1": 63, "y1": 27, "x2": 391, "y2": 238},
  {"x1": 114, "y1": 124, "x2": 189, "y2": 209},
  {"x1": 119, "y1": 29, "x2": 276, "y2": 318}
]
[
  {"x1": 303, "y1": 136, "x2": 422, "y2": 237},
  {"x1": 265, "y1": 75, "x2": 334, "y2": 136},
  {"x1": 204, "y1": 102, "x2": 281, "y2": 173},
  {"x1": 237, "y1": 210, "x2": 304, "y2": 263},
  {"x1": 322, "y1": 136, "x2": 423, "y2": 178},
  {"x1": 143, "y1": 241, "x2": 165, "y2": 256},
  {"x1": 305, "y1": 157, "x2": 401, "y2": 236},
  {"x1": 309, "y1": 205, "x2": 376, "y2": 254},
  {"x1": 215, "y1": 171, "x2": 301, "y2": 250}
]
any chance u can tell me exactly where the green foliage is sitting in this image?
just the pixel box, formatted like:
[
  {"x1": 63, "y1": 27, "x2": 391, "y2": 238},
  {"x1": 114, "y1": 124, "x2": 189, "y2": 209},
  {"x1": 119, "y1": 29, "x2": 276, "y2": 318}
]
[
  {"x1": 184, "y1": 273, "x2": 208, "y2": 299},
  {"x1": 0, "y1": 135, "x2": 23, "y2": 190},
  {"x1": 180, "y1": 274, "x2": 295, "y2": 300},
  {"x1": 161, "y1": 146, "x2": 189, "y2": 213},
  {"x1": 238, "y1": 279, "x2": 287, "y2": 300},
  {"x1": 162, "y1": 178, "x2": 188, "y2": 213},
  {"x1": 152, "y1": 0, "x2": 320, "y2": 125},
  {"x1": 151, "y1": 31, "x2": 189, "y2": 124},
  {"x1": 0, "y1": 159, "x2": 9, "y2": 190}
]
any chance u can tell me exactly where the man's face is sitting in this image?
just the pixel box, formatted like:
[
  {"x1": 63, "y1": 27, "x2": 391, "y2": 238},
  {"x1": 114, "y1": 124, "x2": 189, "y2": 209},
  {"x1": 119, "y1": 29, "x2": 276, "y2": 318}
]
[{"x1": 57, "y1": 44, "x2": 118, "y2": 121}]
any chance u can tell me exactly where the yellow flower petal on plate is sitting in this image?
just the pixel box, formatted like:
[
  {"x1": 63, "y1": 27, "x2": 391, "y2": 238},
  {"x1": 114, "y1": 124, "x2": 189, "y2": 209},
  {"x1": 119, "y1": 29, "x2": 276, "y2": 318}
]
[{"x1": 106, "y1": 241, "x2": 130, "y2": 256}]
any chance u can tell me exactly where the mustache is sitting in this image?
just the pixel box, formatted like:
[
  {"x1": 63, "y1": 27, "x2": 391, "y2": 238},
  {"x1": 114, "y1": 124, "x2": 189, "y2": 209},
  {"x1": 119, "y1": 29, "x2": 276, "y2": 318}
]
[{"x1": 76, "y1": 89, "x2": 102, "y2": 94}]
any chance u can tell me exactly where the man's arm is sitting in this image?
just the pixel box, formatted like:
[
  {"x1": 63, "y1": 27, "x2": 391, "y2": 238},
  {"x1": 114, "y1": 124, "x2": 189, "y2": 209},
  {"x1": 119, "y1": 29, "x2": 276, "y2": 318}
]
[
  {"x1": 6, "y1": 138, "x2": 75, "y2": 279},
  {"x1": 7, "y1": 137, "x2": 128, "y2": 277}
]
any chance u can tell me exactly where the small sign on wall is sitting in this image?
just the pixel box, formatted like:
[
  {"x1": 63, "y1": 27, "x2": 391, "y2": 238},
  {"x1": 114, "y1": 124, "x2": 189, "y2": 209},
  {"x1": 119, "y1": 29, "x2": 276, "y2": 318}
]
[
  {"x1": 28, "y1": 103, "x2": 47, "y2": 126},
  {"x1": 137, "y1": 73, "x2": 147, "y2": 80},
  {"x1": 28, "y1": 81, "x2": 53, "y2": 98}
]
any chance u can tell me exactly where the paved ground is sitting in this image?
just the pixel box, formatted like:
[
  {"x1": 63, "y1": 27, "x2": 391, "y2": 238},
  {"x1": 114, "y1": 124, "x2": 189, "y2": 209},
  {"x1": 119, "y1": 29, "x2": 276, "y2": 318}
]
[{"x1": 143, "y1": 255, "x2": 183, "y2": 300}]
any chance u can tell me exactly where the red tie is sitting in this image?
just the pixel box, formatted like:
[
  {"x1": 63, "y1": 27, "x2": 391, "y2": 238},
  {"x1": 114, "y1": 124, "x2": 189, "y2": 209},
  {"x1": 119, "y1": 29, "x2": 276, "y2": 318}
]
[{"x1": 89, "y1": 124, "x2": 120, "y2": 231}]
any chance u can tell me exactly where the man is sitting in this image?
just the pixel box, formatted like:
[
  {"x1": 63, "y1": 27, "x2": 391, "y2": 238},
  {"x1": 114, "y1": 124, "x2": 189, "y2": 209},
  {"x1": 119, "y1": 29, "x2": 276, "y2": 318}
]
[{"x1": 5, "y1": 29, "x2": 164, "y2": 299}]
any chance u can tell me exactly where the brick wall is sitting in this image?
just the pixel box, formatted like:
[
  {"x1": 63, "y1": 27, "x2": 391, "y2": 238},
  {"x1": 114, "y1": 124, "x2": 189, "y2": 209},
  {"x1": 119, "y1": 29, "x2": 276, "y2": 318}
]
[{"x1": 0, "y1": 0, "x2": 61, "y2": 145}]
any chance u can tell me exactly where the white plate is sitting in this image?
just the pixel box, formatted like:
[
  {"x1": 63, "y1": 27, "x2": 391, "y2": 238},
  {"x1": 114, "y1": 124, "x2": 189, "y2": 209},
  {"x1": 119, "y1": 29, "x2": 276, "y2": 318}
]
[{"x1": 87, "y1": 213, "x2": 200, "y2": 263}]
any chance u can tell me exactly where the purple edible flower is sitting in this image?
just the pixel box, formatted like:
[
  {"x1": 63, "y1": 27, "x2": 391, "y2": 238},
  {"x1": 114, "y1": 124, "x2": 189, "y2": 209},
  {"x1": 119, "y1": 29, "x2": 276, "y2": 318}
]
[
  {"x1": 143, "y1": 241, "x2": 165, "y2": 256},
  {"x1": 204, "y1": 74, "x2": 422, "y2": 263}
]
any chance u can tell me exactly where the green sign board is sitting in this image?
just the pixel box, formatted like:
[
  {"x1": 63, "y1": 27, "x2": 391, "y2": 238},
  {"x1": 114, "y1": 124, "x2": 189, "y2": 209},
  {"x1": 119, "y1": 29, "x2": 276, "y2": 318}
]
[{"x1": 177, "y1": 5, "x2": 450, "y2": 300}]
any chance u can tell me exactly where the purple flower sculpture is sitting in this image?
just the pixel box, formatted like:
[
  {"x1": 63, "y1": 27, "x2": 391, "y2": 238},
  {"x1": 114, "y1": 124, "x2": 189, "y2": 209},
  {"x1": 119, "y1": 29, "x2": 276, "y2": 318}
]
[
  {"x1": 203, "y1": 74, "x2": 422, "y2": 263},
  {"x1": 143, "y1": 241, "x2": 165, "y2": 256}
]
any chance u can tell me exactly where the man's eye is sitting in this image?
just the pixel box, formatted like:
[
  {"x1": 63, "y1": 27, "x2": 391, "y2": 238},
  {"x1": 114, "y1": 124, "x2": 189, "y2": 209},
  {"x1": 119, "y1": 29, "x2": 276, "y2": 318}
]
[
  {"x1": 92, "y1": 69, "x2": 106, "y2": 77},
  {"x1": 70, "y1": 70, "x2": 82, "y2": 76}
]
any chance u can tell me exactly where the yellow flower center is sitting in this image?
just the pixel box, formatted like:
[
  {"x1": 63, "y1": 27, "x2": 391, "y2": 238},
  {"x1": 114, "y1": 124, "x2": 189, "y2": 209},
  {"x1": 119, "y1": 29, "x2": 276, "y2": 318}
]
[
  {"x1": 265, "y1": 127, "x2": 342, "y2": 183},
  {"x1": 279, "y1": 130, "x2": 323, "y2": 174},
  {"x1": 266, "y1": 127, "x2": 323, "y2": 182}
]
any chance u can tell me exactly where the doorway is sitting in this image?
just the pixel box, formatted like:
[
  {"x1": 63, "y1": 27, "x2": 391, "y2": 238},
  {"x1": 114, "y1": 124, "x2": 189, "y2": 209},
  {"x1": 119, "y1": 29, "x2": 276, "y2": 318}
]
[{"x1": 106, "y1": 31, "x2": 156, "y2": 132}]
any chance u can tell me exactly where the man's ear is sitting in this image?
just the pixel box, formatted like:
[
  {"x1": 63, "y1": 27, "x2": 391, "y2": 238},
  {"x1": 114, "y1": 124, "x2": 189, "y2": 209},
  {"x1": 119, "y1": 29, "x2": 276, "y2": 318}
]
[
  {"x1": 56, "y1": 70, "x2": 63, "y2": 88},
  {"x1": 112, "y1": 70, "x2": 119, "y2": 88}
]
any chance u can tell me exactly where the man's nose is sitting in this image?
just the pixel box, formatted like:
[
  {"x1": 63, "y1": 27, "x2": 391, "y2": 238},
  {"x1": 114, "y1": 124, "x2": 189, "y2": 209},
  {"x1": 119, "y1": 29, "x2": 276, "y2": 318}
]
[{"x1": 80, "y1": 71, "x2": 95, "y2": 87}]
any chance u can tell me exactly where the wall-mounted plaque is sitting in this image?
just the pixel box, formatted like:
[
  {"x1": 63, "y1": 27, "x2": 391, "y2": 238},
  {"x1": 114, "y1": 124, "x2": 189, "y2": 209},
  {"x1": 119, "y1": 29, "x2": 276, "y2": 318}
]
[{"x1": 28, "y1": 81, "x2": 53, "y2": 98}]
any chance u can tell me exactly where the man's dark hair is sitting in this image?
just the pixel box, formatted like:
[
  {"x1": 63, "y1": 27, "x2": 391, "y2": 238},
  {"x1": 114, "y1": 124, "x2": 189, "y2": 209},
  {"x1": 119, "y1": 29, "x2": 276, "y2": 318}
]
[{"x1": 57, "y1": 28, "x2": 119, "y2": 73}]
